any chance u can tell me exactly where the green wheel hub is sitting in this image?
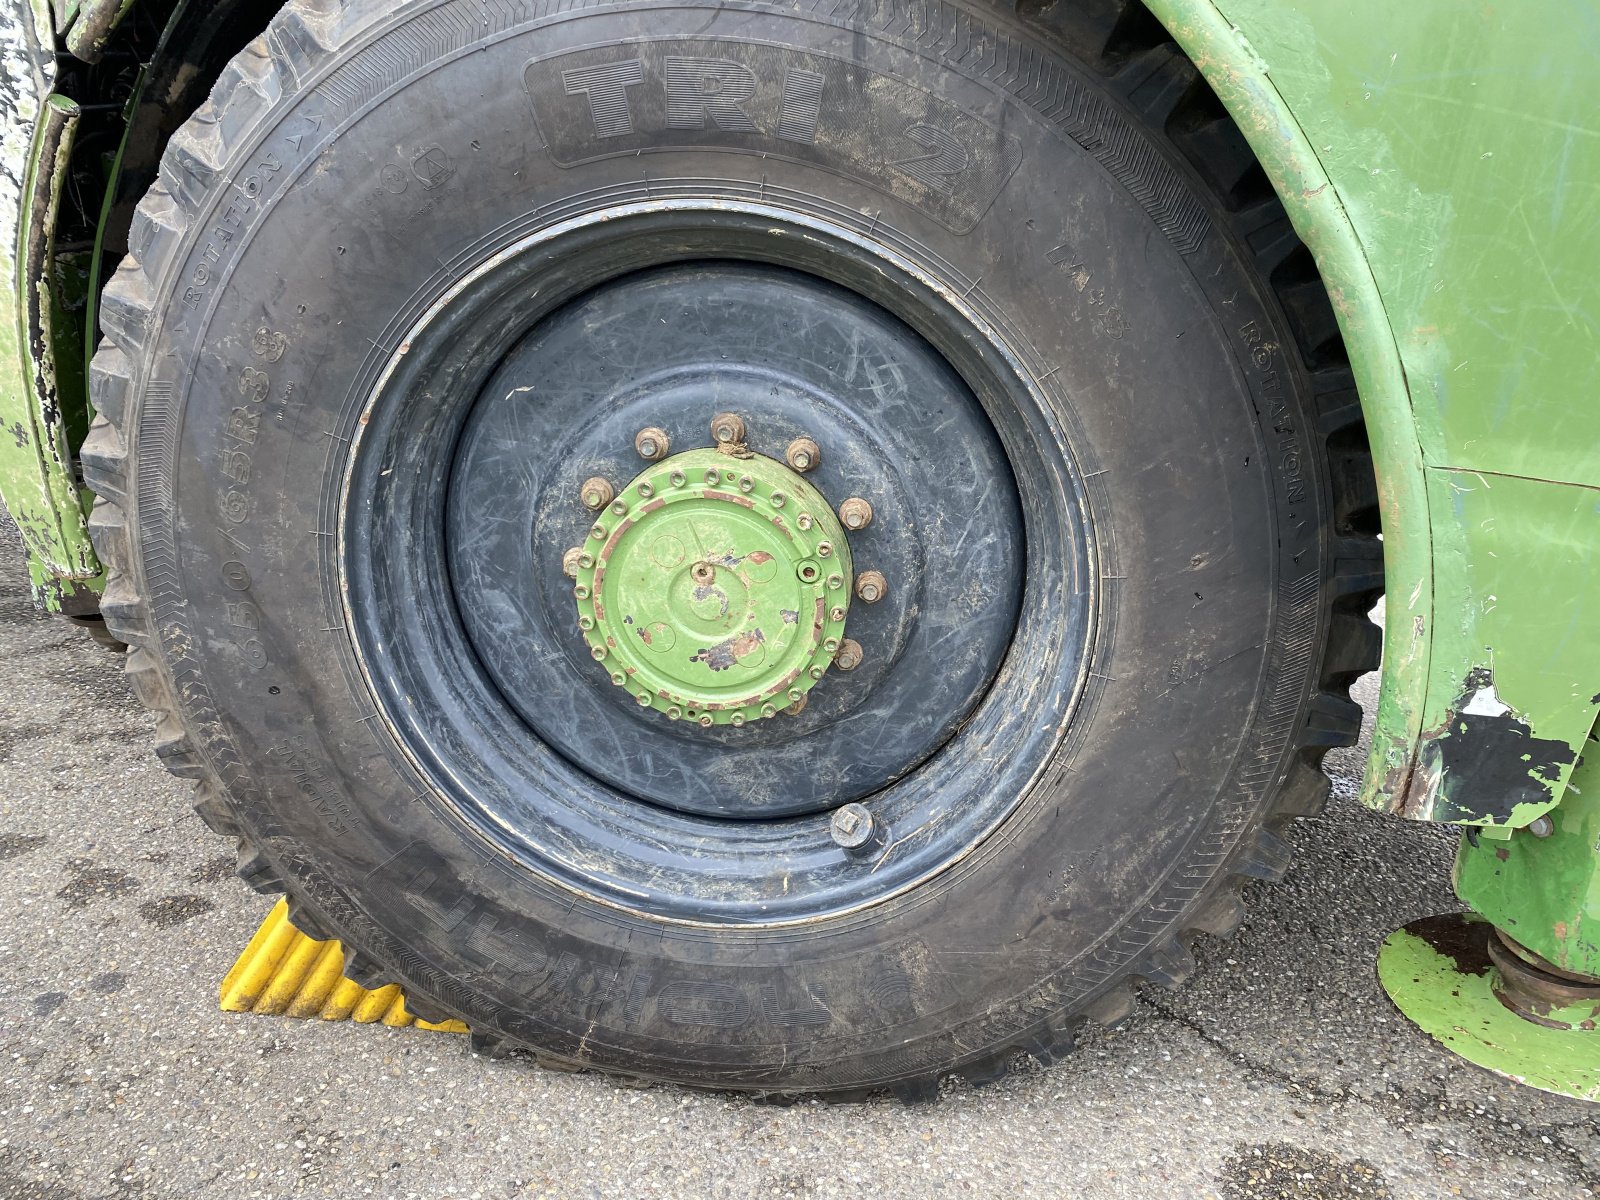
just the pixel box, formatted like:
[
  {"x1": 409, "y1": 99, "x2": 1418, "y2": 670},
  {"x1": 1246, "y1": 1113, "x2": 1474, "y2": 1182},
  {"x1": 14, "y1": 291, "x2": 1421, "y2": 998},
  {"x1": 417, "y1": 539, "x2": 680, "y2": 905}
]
[{"x1": 573, "y1": 448, "x2": 853, "y2": 727}]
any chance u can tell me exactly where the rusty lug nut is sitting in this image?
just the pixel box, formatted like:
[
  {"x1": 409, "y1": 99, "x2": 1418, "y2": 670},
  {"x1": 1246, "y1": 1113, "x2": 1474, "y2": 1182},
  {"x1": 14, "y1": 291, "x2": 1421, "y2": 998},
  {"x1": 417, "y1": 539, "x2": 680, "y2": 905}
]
[
  {"x1": 855, "y1": 570, "x2": 888, "y2": 604},
  {"x1": 830, "y1": 803, "x2": 877, "y2": 850},
  {"x1": 838, "y1": 497, "x2": 873, "y2": 531},
  {"x1": 634, "y1": 426, "x2": 671, "y2": 461},
  {"x1": 562, "y1": 547, "x2": 584, "y2": 578},
  {"x1": 580, "y1": 477, "x2": 615, "y2": 510},
  {"x1": 711, "y1": 412, "x2": 747, "y2": 445},
  {"x1": 835, "y1": 639, "x2": 864, "y2": 672},
  {"x1": 783, "y1": 694, "x2": 809, "y2": 717},
  {"x1": 785, "y1": 436, "x2": 821, "y2": 472}
]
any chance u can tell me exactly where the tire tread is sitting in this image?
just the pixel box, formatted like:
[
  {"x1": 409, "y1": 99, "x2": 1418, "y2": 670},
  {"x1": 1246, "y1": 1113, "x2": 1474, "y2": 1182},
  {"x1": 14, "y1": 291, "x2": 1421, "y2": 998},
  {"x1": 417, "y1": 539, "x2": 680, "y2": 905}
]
[{"x1": 86, "y1": 0, "x2": 1383, "y2": 1102}]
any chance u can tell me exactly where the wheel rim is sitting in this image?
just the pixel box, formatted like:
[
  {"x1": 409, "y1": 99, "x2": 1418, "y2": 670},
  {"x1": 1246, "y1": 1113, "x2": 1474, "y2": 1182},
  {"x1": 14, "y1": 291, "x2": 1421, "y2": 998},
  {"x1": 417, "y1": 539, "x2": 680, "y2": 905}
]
[{"x1": 342, "y1": 202, "x2": 1093, "y2": 923}]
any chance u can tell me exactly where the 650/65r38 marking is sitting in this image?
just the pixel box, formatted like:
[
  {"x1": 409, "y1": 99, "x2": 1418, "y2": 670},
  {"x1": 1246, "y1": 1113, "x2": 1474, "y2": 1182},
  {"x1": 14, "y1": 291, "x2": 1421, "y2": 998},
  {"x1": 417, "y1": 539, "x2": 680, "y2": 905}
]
[{"x1": 81, "y1": 0, "x2": 1380, "y2": 1098}]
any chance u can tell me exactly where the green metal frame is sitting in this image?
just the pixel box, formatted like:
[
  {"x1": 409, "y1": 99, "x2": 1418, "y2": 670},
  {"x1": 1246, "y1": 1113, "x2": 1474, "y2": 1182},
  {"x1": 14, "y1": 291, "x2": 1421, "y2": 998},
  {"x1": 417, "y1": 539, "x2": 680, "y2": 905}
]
[
  {"x1": 3, "y1": 0, "x2": 1599, "y2": 981},
  {"x1": 1, "y1": 6, "x2": 100, "y2": 611},
  {"x1": 1148, "y1": 0, "x2": 1600, "y2": 836}
]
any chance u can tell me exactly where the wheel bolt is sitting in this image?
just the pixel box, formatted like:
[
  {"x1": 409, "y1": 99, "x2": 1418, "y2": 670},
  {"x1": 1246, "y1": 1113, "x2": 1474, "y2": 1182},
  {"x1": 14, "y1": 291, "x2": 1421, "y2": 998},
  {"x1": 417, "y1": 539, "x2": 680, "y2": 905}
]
[
  {"x1": 562, "y1": 547, "x2": 584, "y2": 578},
  {"x1": 856, "y1": 570, "x2": 887, "y2": 604},
  {"x1": 839, "y1": 497, "x2": 873, "y2": 531},
  {"x1": 830, "y1": 803, "x2": 877, "y2": 850},
  {"x1": 784, "y1": 694, "x2": 808, "y2": 716},
  {"x1": 1527, "y1": 815, "x2": 1554, "y2": 838},
  {"x1": 785, "y1": 436, "x2": 821, "y2": 472},
  {"x1": 711, "y1": 412, "x2": 747, "y2": 445},
  {"x1": 580, "y1": 477, "x2": 615, "y2": 510},
  {"x1": 835, "y1": 639, "x2": 863, "y2": 672},
  {"x1": 634, "y1": 426, "x2": 670, "y2": 461}
]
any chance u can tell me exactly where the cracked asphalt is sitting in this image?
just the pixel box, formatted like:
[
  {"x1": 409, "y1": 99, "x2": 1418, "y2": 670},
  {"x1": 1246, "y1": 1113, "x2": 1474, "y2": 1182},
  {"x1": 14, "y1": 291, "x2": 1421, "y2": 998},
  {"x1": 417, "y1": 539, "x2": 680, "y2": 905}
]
[{"x1": 0, "y1": 512, "x2": 1593, "y2": 1200}]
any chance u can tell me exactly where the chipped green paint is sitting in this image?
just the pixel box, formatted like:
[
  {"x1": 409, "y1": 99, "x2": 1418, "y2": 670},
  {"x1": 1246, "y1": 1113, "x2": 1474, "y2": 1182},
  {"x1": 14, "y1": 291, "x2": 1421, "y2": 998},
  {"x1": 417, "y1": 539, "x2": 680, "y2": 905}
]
[
  {"x1": 1155, "y1": 0, "x2": 1600, "y2": 827},
  {"x1": 3, "y1": 84, "x2": 101, "y2": 610},
  {"x1": 1454, "y1": 735, "x2": 1600, "y2": 978},
  {"x1": 1378, "y1": 912, "x2": 1599, "y2": 1102},
  {"x1": 63, "y1": 0, "x2": 134, "y2": 61},
  {"x1": 574, "y1": 448, "x2": 854, "y2": 727}
]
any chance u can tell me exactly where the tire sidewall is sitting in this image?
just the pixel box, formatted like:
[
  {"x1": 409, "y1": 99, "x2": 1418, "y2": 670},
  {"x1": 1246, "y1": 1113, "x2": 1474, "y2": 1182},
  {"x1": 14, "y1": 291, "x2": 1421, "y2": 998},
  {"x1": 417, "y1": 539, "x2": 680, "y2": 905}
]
[{"x1": 133, "y1": 0, "x2": 1326, "y2": 1088}]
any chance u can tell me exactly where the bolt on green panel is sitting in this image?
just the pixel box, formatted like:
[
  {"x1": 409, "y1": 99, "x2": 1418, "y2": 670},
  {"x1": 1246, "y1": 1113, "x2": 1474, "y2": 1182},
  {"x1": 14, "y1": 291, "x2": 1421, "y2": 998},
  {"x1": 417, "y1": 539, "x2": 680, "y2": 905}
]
[{"x1": 1454, "y1": 732, "x2": 1600, "y2": 979}]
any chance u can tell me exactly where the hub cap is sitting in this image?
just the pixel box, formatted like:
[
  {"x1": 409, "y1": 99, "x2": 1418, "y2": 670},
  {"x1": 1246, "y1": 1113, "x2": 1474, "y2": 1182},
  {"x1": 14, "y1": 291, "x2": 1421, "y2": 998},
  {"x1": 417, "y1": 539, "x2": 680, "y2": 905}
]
[{"x1": 575, "y1": 448, "x2": 851, "y2": 725}]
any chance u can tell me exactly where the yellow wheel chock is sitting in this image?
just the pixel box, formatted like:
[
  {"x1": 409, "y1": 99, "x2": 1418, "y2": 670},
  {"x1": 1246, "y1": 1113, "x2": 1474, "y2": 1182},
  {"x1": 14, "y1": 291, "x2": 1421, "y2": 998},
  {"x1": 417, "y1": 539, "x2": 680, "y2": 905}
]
[{"x1": 220, "y1": 899, "x2": 468, "y2": 1035}]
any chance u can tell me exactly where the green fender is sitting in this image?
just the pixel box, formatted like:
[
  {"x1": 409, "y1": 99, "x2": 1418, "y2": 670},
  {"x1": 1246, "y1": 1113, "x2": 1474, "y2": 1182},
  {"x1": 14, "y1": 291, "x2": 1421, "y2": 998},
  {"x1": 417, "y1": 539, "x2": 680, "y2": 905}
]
[{"x1": 1150, "y1": 0, "x2": 1600, "y2": 828}]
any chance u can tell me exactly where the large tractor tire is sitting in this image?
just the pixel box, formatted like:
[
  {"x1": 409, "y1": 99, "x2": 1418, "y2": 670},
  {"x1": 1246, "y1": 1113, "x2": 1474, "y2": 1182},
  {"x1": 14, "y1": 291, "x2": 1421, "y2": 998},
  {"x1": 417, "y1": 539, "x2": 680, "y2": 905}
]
[{"x1": 82, "y1": 0, "x2": 1380, "y2": 1099}]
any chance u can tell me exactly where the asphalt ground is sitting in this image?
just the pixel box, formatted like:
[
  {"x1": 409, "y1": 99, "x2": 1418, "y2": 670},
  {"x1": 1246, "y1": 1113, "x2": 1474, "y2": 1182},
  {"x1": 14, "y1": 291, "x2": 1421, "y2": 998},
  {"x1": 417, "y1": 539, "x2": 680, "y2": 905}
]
[{"x1": 0, "y1": 512, "x2": 1594, "y2": 1200}]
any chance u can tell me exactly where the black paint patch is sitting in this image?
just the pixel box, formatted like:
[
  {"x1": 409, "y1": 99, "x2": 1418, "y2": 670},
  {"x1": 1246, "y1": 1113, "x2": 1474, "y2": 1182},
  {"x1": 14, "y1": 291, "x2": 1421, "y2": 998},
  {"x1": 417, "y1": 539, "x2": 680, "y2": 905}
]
[
  {"x1": 0, "y1": 832, "x2": 48, "y2": 862},
  {"x1": 1425, "y1": 669, "x2": 1579, "y2": 824},
  {"x1": 31, "y1": 992, "x2": 65, "y2": 1017},
  {"x1": 1218, "y1": 1143, "x2": 1392, "y2": 1199},
  {"x1": 56, "y1": 858, "x2": 140, "y2": 909},
  {"x1": 89, "y1": 972, "x2": 126, "y2": 995},
  {"x1": 138, "y1": 894, "x2": 215, "y2": 929}
]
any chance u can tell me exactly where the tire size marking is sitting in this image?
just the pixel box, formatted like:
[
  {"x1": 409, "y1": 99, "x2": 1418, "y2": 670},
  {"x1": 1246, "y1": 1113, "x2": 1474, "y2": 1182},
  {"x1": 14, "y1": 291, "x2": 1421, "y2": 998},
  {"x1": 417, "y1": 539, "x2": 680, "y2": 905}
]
[
  {"x1": 265, "y1": 735, "x2": 355, "y2": 835},
  {"x1": 1238, "y1": 320, "x2": 1307, "y2": 506},
  {"x1": 525, "y1": 41, "x2": 1024, "y2": 234},
  {"x1": 214, "y1": 327, "x2": 295, "y2": 671},
  {"x1": 1046, "y1": 242, "x2": 1130, "y2": 341}
]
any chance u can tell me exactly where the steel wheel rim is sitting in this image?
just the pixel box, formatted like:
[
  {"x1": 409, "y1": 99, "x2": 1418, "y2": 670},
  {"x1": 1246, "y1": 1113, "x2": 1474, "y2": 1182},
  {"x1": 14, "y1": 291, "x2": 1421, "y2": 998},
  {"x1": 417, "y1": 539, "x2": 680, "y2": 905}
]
[{"x1": 341, "y1": 201, "x2": 1095, "y2": 925}]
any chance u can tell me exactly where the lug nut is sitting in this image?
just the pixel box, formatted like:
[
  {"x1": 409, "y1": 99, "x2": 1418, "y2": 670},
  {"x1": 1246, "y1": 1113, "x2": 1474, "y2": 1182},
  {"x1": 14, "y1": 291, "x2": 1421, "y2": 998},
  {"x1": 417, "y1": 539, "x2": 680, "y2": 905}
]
[
  {"x1": 634, "y1": 426, "x2": 670, "y2": 461},
  {"x1": 785, "y1": 436, "x2": 821, "y2": 472},
  {"x1": 711, "y1": 412, "x2": 747, "y2": 445},
  {"x1": 835, "y1": 639, "x2": 863, "y2": 672},
  {"x1": 856, "y1": 570, "x2": 887, "y2": 604},
  {"x1": 562, "y1": 547, "x2": 584, "y2": 578},
  {"x1": 830, "y1": 803, "x2": 877, "y2": 850},
  {"x1": 783, "y1": 694, "x2": 808, "y2": 716},
  {"x1": 839, "y1": 497, "x2": 873, "y2": 531},
  {"x1": 580, "y1": 477, "x2": 615, "y2": 511},
  {"x1": 1526, "y1": 815, "x2": 1554, "y2": 838}
]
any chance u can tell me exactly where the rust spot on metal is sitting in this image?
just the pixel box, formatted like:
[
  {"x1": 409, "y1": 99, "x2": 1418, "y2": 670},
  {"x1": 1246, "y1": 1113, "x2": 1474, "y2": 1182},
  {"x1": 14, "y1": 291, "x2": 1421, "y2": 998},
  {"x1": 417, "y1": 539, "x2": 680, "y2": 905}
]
[{"x1": 690, "y1": 628, "x2": 766, "y2": 672}]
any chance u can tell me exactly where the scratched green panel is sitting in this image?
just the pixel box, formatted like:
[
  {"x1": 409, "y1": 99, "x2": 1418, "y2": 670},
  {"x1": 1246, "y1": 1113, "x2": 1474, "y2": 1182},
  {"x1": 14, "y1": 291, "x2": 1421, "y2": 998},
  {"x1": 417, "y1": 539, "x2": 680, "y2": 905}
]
[
  {"x1": 1417, "y1": 467, "x2": 1600, "y2": 825},
  {"x1": 1214, "y1": 0, "x2": 1600, "y2": 486},
  {"x1": 1174, "y1": 0, "x2": 1600, "y2": 825}
]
